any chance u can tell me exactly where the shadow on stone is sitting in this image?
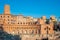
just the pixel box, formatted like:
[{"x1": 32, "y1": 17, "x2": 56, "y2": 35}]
[
  {"x1": 42, "y1": 38, "x2": 48, "y2": 40},
  {"x1": 0, "y1": 26, "x2": 21, "y2": 40}
]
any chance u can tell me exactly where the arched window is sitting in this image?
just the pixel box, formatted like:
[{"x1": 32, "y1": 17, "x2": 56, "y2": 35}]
[
  {"x1": 38, "y1": 29, "x2": 40, "y2": 34},
  {"x1": 18, "y1": 22, "x2": 19, "y2": 24},
  {"x1": 28, "y1": 22, "x2": 30, "y2": 25},
  {"x1": 20, "y1": 22, "x2": 22, "y2": 24},
  {"x1": 1, "y1": 16, "x2": 2, "y2": 18},
  {"x1": 8, "y1": 16, "x2": 9, "y2": 18},
  {"x1": 26, "y1": 22, "x2": 28, "y2": 25}
]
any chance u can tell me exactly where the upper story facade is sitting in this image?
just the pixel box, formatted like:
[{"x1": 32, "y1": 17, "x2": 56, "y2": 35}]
[{"x1": 0, "y1": 5, "x2": 57, "y2": 25}]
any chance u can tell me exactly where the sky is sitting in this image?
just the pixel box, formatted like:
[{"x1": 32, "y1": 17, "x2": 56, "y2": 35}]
[{"x1": 0, "y1": 0, "x2": 60, "y2": 18}]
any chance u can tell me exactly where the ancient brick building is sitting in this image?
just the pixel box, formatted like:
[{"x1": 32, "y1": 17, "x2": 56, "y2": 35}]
[{"x1": 0, "y1": 5, "x2": 57, "y2": 40}]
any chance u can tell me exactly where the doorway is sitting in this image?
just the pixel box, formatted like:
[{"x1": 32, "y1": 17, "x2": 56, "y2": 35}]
[{"x1": 42, "y1": 38, "x2": 48, "y2": 40}]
